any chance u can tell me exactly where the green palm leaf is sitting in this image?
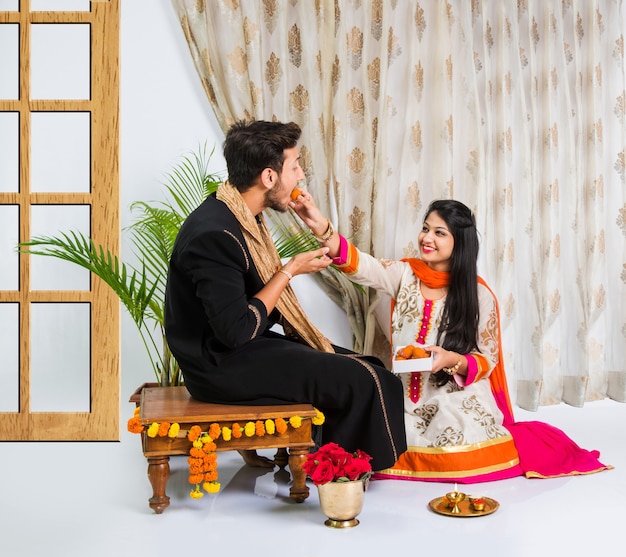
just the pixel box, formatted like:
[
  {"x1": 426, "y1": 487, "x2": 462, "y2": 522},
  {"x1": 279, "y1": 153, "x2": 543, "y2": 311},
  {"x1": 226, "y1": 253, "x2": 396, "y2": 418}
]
[{"x1": 18, "y1": 143, "x2": 342, "y2": 385}]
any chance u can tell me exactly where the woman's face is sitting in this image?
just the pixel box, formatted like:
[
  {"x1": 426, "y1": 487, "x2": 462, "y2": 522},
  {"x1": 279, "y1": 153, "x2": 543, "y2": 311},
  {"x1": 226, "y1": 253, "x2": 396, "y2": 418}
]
[{"x1": 418, "y1": 211, "x2": 455, "y2": 271}]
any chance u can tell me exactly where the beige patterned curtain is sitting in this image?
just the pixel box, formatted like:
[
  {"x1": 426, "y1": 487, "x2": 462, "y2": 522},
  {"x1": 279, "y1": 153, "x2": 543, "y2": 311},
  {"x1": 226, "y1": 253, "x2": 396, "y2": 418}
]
[{"x1": 171, "y1": 0, "x2": 626, "y2": 410}]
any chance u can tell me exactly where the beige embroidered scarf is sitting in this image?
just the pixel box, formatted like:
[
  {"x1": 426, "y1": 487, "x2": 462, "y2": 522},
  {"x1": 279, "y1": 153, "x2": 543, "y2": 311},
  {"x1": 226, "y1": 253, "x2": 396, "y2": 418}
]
[{"x1": 217, "y1": 182, "x2": 334, "y2": 353}]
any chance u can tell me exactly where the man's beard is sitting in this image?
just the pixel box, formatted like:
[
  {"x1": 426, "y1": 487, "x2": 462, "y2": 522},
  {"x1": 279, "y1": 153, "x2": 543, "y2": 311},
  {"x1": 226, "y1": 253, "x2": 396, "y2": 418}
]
[{"x1": 264, "y1": 176, "x2": 289, "y2": 212}]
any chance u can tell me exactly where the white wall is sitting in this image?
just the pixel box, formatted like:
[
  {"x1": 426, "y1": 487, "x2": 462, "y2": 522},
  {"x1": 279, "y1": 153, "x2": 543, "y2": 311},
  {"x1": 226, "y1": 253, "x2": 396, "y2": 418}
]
[
  {"x1": 119, "y1": 0, "x2": 221, "y2": 397},
  {"x1": 120, "y1": 1, "x2": 351, "y2": 398}
]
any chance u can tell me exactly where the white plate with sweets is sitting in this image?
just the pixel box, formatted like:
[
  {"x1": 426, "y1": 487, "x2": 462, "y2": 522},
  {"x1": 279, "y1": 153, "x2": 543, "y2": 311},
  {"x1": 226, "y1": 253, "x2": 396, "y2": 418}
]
[{"x1": 392, "y1": 343, "x2": 433, "y2": 374}]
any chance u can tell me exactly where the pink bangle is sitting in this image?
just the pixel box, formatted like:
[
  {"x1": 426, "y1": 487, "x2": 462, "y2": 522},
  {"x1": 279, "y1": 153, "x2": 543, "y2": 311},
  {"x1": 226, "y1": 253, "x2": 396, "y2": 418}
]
[{"x1": 331, "y1": 234, "x2": 348, "y2": 265}]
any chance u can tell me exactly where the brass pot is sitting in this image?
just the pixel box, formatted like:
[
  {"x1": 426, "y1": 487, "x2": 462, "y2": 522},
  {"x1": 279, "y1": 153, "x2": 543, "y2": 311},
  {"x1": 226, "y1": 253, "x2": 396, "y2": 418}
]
[{"x1": 316, "y1": 479, "x2": 366, "y2": 528}]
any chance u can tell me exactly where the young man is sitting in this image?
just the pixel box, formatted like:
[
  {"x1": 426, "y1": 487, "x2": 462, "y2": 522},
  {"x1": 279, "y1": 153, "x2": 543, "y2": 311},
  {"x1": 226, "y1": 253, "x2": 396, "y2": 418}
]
[{"x1": 164, "y1": 120, "x2": 406, "y2": 471}]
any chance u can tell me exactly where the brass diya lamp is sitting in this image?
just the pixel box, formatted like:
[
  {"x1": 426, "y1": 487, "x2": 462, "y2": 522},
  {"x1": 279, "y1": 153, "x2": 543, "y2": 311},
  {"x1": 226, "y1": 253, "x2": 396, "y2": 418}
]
[{"x1": 445, "y1": 486, "x2": 466, "y2": 514}]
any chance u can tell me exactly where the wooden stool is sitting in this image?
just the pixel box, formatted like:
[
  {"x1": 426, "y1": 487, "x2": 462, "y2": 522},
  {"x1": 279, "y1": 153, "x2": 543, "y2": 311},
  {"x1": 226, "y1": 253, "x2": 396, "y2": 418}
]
[{"x1": 136, "y1": 386, "x2": 316, "y2": 514}]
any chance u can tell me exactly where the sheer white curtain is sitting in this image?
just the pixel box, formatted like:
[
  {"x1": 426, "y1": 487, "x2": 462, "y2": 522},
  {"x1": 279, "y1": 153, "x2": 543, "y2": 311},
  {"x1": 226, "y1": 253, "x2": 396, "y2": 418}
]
[{"x1": 171, "y1": 0, "x2": 626, "y2": 409}]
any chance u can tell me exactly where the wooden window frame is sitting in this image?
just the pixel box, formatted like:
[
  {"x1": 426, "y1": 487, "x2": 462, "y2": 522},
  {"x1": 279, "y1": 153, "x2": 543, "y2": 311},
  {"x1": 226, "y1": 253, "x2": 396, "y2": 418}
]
[{"x1": 0, "y1": 0, "x2": 120, "y2": 440}]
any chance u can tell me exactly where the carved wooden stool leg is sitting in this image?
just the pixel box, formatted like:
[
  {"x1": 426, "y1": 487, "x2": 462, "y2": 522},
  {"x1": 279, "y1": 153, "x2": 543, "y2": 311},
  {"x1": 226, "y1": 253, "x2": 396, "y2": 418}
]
[
  {"x1": 147, "y1": 456, "x2": 170, "y2": 514},
  {"x1": 274, "y1": 447, "x2": 288, "y2": 468},
  {"x1": 288, "y1": 447, "x2": 310, "y2": 503}
]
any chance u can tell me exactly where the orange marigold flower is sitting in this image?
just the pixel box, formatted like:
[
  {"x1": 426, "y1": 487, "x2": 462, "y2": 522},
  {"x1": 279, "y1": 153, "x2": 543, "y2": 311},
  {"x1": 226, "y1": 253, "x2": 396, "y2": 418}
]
[
  {"x1": 127, "y1": 417, "x2": 144, "y2": 434},
  {"x1": 187, "y1": 425, "x2": 202, "y2": 442},
  {"x1": 232, "y1": 423, "x2": 243, "y2": 438},
  {"x1": 209, "y1": 423, "x2": 221, "y2": 439},
  {"x1": 222, "y1": 426, "x2": 232, "y2": 441},
  {"x1": 147, "y1": 422, "x2": 160, "y2": 438},
  {"x1": 204, "y1": 470, "x2": 218, "y2": 482},
  {"x1": 255, "y1": 420, "x2": 265, "y2": 436},
  {"x1": 244, "y1": 422, "x2": 255, "y2": 437},
  {"x1": 275, "y1": 417, "x2": 288, "y2": 434},
  {"x1": 202, "y1": 441, "x2": 217, "y2": 453},
  {"x1": 265, "y1": 419, "x2": 275, "y2": 435},
  {"x1": 189, "y1": 473, "x2": 204, "y2": 485},
  {"x1": 168, "y1": 423, "x2": 180, "y2": 438},
  {"x1": 189, "y1": 447, "x2": 204, "y2": 458},
  {"x1": 204, "y1": 453, "x2": 218, "y2": 467},
  {"x1": 158, "y1": 422, "x2": 170, "y2": 437},
  {"x1": 189, "y1": 464, "x2": 203, "y2": 475},
  {"x1": 289, "y1": 415, "x2": 302, "y2": 428}
]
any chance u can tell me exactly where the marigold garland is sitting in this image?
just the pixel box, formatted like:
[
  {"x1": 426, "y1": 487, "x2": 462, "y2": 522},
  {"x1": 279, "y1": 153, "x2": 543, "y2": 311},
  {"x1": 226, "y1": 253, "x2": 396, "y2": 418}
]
[{"x1": 128, "y1": 406, "x2": 325, "y2": 499}]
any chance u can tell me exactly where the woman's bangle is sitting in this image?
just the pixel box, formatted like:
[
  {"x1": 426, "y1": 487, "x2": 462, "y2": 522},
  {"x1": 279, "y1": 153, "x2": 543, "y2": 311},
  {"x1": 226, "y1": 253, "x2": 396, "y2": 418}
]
[
  {"x1": 313, "y1": 220, "x2": 334, "y2": 242},
  {"x1": 443, "y1": 355, "x2": 463, "y2": 375},
  {"x1": 278, "y1": 268, "x2": 293, "y2": 281}
]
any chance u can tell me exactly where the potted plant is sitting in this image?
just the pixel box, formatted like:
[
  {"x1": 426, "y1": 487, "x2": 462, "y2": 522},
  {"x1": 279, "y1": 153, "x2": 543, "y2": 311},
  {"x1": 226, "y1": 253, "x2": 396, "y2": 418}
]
[
  {"x1": 302, "y1": 442, "x2": 372, "y2": 528},
  {"x1": 19, "y1": 144, "x2": 320, "y2": 392}
]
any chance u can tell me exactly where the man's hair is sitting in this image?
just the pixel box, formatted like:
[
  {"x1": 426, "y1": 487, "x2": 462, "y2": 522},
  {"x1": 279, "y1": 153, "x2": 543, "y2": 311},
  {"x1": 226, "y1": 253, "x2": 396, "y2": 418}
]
[{"x1": 223, "y1": 120, "x2": 302, "y2": 192}]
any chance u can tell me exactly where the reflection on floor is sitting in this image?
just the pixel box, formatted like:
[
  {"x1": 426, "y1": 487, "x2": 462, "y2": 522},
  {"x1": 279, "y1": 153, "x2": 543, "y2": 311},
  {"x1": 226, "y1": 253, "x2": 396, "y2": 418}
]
[{"x1": 2, "y1": 398, "x2": 624, "y2": 557}]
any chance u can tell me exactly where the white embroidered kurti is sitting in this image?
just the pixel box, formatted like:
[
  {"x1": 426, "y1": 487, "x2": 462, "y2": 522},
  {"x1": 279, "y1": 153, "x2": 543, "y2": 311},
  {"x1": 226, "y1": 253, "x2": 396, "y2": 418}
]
[
  {"x1": 337, "y1": 243, "x2": 610, "y2": 482},
  {"x1": 348, "y1": 252, "x2": 511, "y2": 450}
]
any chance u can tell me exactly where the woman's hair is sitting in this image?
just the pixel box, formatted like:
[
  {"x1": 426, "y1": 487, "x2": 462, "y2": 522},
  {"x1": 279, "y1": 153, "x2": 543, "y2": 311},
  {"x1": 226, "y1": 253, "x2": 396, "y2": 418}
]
[
  {"x1": 223, "y1": 120, "x2": 302, "y2": 192},
  {"x1": 425, "y1": 199, "x2": 480, "y2": 386}
]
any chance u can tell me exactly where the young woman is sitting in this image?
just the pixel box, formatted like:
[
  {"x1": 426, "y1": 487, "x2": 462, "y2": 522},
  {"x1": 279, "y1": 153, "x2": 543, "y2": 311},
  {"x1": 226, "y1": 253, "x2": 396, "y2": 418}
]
[{"x1": 293, "y1": 196, "x2": 610, "y2": 483}]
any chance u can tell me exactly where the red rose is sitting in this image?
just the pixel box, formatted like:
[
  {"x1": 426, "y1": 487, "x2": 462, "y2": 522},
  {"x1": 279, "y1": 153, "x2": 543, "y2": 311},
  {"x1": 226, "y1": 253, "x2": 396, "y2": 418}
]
[
  {"x1": 303, "y1": 443, "x2": 373, "y2": 485},
  {"x1": 343, "y1": 457, "x2": 371, "y2": 480},
  {"x1": 343, "y1": 461, "x2": 364, "y2": 480},
  {"x1": 308, "y1": 459, "x2": 336, "y2": 485}
]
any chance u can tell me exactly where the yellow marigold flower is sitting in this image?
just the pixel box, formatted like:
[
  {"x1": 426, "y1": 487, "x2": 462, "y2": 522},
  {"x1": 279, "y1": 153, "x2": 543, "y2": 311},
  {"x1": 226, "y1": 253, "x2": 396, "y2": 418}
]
[
  {"x1": 187, "y1": 425, "x2": 202, "y2": 442},
  {"x1": 289, "y1": 415, "x2": 302, "y2": 428},
  {"x1": 134, "y1": 406, "x2": 140, "y2": 416},
  {"x1": 190, "y1": 487, "x2": 204, "y2": 499},
  {"x1": 168, "y1": 423, "x2": 180, "y2": 438},
  {"x1": 265, "y1": 419, "x2": 275, "y2": 435},
  {"x1": 232, "y1": 423, "x2": 243, "y2": 438},
  {"x1": 147, "y1": 422, "x2": 160, "y2": 438},
  {"x1": 193, "y1": 439, "x2": 203, "y2": 449},
  {"x1": 312, "y1": 408, "x2": 325, "y2": 426},
  {"x1": 275, "y1": 417, "x2": 288, "y2": 434},
  {"x1": 157, "y1": 422, "x2": 170, "y2": 437},
  {"x1": 255, "y1": 420, "x2": 265, "y2": 436},
  {"x1": 222, "y1": 426, "x2": 232, "y2": 441},
  {"x1": 127, "y1": 417, "x2": 144, "y2": 434},
  {"x1": 203, "y1": 481, "x2": 221, "y2": 494},
  {"x1": 244, "y1": 421, "x2": 255, "y2": 437},
  {"x1": 209, "y1": 423, "x2": 221, "y2": 439}
]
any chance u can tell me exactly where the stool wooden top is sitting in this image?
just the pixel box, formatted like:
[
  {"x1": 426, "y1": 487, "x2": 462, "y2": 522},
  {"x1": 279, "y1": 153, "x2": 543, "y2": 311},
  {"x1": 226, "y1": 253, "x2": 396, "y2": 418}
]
[{"x1": 139, "y1": 386, "x2": 317, "y2": 424}]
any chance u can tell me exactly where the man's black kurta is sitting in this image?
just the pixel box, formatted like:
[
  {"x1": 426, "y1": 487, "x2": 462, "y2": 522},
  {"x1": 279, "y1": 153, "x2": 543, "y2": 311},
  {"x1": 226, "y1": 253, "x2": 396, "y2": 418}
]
[{"x1": 164, "y1": 193, "x2": 406, "y2": 470}]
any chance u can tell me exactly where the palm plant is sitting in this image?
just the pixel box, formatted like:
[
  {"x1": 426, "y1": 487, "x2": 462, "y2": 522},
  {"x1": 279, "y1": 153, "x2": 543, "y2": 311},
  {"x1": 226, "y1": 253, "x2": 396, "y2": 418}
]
[{"x1": 19, "y1": 144, "x2": 319, "y2": 386}]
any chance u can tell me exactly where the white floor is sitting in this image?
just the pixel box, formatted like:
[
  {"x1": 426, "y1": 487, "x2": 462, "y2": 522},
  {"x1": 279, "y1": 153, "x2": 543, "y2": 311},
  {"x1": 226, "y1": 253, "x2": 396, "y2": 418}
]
[{"x1": 1, "y1": 398, "x2": 624, "y2": 557}]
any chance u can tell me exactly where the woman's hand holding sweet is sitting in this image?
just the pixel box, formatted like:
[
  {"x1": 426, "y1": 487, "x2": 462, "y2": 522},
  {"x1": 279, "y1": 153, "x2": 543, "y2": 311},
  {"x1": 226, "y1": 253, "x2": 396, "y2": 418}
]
[{"x1": 289, "y1": 187, "x2": 328, "y2": 235}]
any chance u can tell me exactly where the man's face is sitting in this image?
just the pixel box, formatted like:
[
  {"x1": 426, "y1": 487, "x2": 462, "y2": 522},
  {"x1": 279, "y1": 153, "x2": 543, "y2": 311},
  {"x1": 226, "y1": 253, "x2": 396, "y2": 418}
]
[{"x1": 264, "y1": 146, "x2": 305, "y2": 212}]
